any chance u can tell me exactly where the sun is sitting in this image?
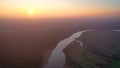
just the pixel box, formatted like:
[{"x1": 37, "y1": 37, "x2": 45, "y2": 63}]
[{"x1": 28, "y1": 9, "x2": 33, "y2": 15}]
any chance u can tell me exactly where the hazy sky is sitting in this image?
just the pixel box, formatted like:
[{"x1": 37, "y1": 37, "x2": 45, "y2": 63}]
[{"x1": 0, "y1": 0, "x2": 120, "y2": 18}]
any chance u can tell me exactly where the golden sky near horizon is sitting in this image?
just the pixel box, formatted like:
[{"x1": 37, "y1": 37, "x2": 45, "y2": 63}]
[{"x1": 0, "y1": 0, "x2": 120, "y2": 18}]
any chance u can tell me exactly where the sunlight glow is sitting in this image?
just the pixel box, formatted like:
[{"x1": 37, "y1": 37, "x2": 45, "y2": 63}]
[
  {"x1": 0, "y1": 0, "x2": 119, "y2": 18},
  {"x1": 28, "y1": 9, "x2": 33, "y2": 15}
]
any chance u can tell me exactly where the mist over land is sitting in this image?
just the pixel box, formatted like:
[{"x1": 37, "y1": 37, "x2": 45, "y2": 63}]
[{"x1": 0, "y1": 16, "x2": 120, "y2": 68}]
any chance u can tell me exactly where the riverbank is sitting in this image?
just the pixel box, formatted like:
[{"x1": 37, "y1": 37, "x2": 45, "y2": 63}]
[{"x1": 64, "y1": 30, "x2": 120, "y2": 68}]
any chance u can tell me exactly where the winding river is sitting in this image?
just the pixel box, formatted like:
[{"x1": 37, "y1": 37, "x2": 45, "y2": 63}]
[{"x1": 44, "y1": 29, "x2": 93, "y2": 68}]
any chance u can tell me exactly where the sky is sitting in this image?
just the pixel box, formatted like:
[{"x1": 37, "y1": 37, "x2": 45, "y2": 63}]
[{"x1": 0, "y1": 0, "x2": 120, "y2": 18}]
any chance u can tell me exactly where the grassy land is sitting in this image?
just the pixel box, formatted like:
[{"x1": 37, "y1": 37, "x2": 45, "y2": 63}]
[{"x1": 109, "y1": 60, "x2": 120, "y2": 68}]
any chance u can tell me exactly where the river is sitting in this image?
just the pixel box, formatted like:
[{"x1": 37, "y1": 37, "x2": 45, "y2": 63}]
[{"x1": 44, "y1": 29, "x2": 93, "y2": 68}]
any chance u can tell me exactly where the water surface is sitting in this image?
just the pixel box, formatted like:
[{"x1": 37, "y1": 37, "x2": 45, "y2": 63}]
[{"x1": 44, "y1": 29, "x2": 93, "y2": 68}]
